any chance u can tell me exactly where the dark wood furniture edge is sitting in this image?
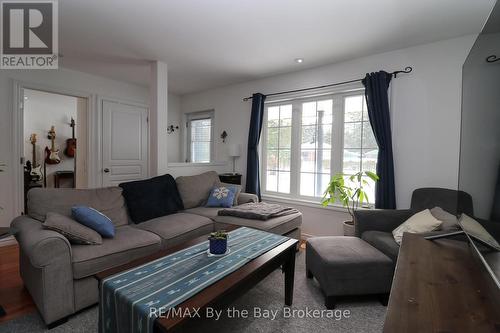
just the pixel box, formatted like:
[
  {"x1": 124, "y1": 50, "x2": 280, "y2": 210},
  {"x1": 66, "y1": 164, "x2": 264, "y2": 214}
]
[
  {"x1": 383, "y1": 233, "x2": 500, "y2": 333},
  {"x1": 155, "y1": 238, "x2": 298, "y2": 332},
  {"x1": 95, "y1": 226, "x2": 298, "y2": 333}
]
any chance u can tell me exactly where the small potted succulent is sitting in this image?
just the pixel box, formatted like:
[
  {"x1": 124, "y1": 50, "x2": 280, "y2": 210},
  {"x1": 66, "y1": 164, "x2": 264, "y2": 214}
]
[
  {"x1": 322, "y1": 171, "x2": 379, "y2": 236},
  {"x1": 209, "y1": 230, "x2": 228, "y2": 255}
]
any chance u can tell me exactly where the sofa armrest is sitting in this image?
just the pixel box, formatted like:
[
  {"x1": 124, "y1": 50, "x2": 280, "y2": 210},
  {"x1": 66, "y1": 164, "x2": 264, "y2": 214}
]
[
  {"x1": 12, "y1": 215, "x2": 72, "y2": 267},
  {"x1": 355, "y1": 209, "x2": 413, "y2": 237},
  {"x1": 238, "y1": 192, "x2": 259, "y2": 205},
  {"x1": 11, "y1": 215, "x2": 75, "y2": 324}
]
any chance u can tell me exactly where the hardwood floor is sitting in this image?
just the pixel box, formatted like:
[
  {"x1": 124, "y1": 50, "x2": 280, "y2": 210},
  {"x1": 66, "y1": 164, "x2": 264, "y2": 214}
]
[{"x1": 0, "y1": 243, "x2": 36, "y2": 323}]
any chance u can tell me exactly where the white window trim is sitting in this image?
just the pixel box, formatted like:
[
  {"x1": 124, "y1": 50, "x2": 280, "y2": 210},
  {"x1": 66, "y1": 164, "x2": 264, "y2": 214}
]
[
  {"x1": 260, "y1": 85, "x2": 377, "y2": 204},
  {"x1": 261, "y1": 193, "x2": 374, "y2": 212},
  {"x1": 184, "y1": 110, "x2": 215, "y2": 163}
]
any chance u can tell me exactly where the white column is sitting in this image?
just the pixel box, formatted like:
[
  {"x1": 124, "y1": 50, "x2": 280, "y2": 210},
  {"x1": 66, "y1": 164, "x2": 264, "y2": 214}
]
[{"x1": 149, "y1": 61, "x2": 168, "y2": 176}]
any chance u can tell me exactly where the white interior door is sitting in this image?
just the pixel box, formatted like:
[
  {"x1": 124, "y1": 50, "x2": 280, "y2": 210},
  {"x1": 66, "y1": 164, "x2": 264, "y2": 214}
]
[{"x1": 102, "y1": 100, "x2": 148, "y2": 186}]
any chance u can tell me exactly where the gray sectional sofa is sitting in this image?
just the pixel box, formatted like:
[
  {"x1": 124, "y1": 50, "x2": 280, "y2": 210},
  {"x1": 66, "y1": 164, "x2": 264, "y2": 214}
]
[{"x1": 11, "y1": 171, "x2": 302, "y2": 325}]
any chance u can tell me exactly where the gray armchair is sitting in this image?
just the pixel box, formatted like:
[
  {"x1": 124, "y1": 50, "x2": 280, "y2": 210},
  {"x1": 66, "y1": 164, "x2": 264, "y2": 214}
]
[{"x1": 354, "y1": 188, "x2": 474, "y2": 262}]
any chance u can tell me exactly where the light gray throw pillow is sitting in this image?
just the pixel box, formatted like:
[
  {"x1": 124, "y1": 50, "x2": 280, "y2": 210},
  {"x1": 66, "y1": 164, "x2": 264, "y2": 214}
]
[
  {"x1": 43, "y1": 212, "x2": 102, "y2": 245},
  {"x1": 430, "y1": 206, "x2": 460, "y2": 231},
  {"x1": 392, "y1": 209, "x2": 443, "y2": 245}
]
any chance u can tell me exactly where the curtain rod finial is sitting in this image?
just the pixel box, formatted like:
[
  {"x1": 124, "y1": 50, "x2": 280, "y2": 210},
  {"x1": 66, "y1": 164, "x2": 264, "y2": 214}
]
[{"x1": 392, "y1": 66, "x2": 412, "y2": 78}]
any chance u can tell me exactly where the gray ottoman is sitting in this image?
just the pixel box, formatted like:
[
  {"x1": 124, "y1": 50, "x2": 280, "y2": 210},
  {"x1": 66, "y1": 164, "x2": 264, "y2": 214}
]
[{"x1": 306, "y1": 236, "x2": 394, "y2": 309}]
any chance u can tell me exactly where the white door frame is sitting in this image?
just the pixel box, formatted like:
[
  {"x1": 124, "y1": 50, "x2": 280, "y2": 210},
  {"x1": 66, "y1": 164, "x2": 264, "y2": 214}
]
[
  {"x1": 98, "y1": 96, "x2": 150, "y2": 186},
  {"x1": 12, "y1": 81, "x2": 150, "y2": 215},
  {"x1": 12, "y1": 80, "x2": 95, "y2": 215}
]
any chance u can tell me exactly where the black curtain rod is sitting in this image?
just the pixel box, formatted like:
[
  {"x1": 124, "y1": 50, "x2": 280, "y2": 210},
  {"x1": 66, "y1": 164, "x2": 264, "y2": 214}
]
[{"x1": 242, "y1": 66, "x2": 413, "y2": 101}]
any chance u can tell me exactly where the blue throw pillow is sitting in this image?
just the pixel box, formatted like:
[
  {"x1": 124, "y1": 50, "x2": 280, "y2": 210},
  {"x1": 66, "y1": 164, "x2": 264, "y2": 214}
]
[
  {"x1": 72, "y1": 206, "x2": 115, "y2": 238},
  {"x1": 206, "y1": 186, "x2": 237, "y2": 208}
]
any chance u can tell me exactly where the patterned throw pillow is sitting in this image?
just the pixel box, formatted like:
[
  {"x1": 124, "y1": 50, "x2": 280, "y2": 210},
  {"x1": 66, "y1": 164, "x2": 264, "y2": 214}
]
[
  {"x1": 206, "y1": 186, "x2": 237, "y2": 208},
  {"x1": 218, "y1": 182, "x2": 242, "y2": 206}
]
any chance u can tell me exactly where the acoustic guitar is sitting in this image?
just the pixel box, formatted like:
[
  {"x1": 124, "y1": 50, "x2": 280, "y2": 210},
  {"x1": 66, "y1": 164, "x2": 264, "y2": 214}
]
[
  {"x1": 29, "y1": 134, "x2": 43, "y2": 181},
  {"x1": 64, "y1": 118, "x2": 76, "y2": 158},
  {"x1": 45, "y1": 126, "x2": 61, "y2": 164}
]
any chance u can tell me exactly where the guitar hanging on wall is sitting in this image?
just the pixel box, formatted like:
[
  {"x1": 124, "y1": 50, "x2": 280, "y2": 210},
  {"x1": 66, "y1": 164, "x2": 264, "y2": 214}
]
[
  {"x1": 45, "y1": 126, "x2": 61, "y2": 164},
  {"x1": 29, "y1": 134, "x2": 43, "y2": 181},
  {"x1": 64, "y1": 118, "x2": 77, "y2": 158}
]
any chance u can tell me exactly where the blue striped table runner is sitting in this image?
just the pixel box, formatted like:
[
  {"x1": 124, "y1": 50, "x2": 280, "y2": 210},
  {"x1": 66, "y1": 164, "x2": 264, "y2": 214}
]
[{"x1": 99, "y1": 227, "x2": 289, "y2": 333}]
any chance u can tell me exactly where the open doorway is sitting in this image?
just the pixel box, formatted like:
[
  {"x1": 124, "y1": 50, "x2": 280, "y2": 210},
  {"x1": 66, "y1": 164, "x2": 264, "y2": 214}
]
[{"x1": 23, "y1": 89, "x2": 88, "y2": 211}]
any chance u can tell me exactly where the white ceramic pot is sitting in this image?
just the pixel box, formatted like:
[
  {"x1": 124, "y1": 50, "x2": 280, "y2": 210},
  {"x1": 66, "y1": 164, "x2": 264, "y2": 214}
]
[{"x1": 343, "y1": 220, "x2": 355, "y2": 236}]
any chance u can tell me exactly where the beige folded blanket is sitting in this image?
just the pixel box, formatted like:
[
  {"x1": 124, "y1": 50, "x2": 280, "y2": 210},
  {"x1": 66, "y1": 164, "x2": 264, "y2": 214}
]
[{"x1": 218, "y1": 202, "x2": 299, "y2": 220}]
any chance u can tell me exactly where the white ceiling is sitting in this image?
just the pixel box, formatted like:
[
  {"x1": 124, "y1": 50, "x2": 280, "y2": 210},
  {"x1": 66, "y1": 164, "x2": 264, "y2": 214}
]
[{"x1": 59, "y1": 0, "x2": 495, "y2": 95}]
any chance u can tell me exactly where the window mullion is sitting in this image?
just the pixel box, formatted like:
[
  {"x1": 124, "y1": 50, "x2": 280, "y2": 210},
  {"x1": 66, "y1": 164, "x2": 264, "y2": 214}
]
[
  {"x1": 289, "y1": 101, "x2": 301, "y2": 197},
  {"x1": 332, "y1": 95, "x2": 344, "y2": 175}
]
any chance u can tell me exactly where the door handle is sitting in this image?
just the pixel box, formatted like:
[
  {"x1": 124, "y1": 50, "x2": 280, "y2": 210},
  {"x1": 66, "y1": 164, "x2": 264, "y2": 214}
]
[{"x1": 103, "y1": 168, "x2": 110, "y2": 173}]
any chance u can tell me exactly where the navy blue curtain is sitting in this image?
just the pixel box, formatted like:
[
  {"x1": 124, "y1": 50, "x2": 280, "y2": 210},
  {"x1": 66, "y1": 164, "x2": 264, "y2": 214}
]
[
  {"x1": 362, "y1": 71, "x2": 396, "y2": 209},
  {"x1": 245, "y1": 93, "x2": 266, "y2": 200}
]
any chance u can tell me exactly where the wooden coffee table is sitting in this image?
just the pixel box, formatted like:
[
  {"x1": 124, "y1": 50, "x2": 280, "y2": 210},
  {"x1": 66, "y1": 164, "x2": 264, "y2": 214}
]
[{"x1": 96, "y1": 227, "x2": 298, "y2": 332}]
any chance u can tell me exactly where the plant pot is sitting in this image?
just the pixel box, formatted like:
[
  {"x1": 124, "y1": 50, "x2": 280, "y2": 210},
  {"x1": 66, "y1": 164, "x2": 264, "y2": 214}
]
[
  {"x1": 209, "y1": 237, "x2": 227, "y2": 254},
  {"x1": 343, "y1": 220, "x2": 355, "y2": 236}
]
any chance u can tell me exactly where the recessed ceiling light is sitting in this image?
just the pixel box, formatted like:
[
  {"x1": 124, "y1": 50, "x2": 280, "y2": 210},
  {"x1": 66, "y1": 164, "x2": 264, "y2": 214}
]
[
  {"x1": 24, "y1": 96, "x2": 29, "y2": 101},
  {"x1": 295, "y1": 58, "x2": 304, "y2": 64}
]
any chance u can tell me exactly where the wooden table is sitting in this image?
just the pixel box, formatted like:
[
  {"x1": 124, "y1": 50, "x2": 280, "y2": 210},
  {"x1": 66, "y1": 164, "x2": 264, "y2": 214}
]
[
  {"x1": 218, "y1": 173, "x2": 242, "y2": 185},
  {"x1": 96, "y1": 229, "x2": 298, "y2": 332},
  {"x1": 53, "y1": 170, "x2": 75, "y2": 188},
  {"x1": 384, "y1": 233, "x2": 500, "y2": 332}
]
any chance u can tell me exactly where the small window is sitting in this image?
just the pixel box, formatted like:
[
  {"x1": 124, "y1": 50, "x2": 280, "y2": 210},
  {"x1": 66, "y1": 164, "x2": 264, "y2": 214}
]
[{"x1": 185, "y1": 110, "x2": 214, "y2": 163}]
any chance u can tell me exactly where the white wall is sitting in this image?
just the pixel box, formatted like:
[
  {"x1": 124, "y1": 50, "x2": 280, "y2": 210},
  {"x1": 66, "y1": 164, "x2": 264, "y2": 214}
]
[
  {"x1": 0, "y1": 67, "x2": 149, "y2": 227},
  {"x1": 167, "y1": 163, "x2": 228, "y2": 178},
  {"x1": 167, "y1": 93, "x2": 182, "y2": 162},
  {"x1": 24, "y1": 89, "x2": 78, "y2": 188},
  {"x1": 181, "y1": 35, "x2": 476, "y2": 236}
]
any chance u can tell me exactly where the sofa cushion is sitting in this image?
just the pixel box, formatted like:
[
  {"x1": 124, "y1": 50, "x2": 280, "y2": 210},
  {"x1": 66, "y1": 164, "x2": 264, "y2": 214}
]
[
  {"x1": 361, "y1": 230, "x2": 400, "y2": 262},
  {"x1": 43, "y1": 212, "x2": 102, "y2": 245},
  {"x1": 214, "y1": 212, "x2": 302, "y2": 235},
  {"x1": 134, "y1": 213, "x2": 214, "y2": 248},
  {"x1": 71, "y1": 225, "x2": 161, "y2": 279},
  {"x1": 176, "y1": 171, "x2": 220, "y2": 209},
  {"x1": 184, "y1": 207, "x2": 221, "y2": 219},
  {"x1": 120, "y1": 174, "x2": 184, "y2": 224},
  {"x1": 28, "y1": 187, "x2": 128, "y2": 226}
]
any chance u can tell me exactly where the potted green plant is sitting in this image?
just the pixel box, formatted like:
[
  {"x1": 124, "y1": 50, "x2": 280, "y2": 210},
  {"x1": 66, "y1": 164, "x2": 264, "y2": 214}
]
[
  {"x1": 321, "y1": 171, "x2": 379, "y2": 236},
  {"x1": 209, "y1": 230, "x2": 228, "y2": 255}
]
